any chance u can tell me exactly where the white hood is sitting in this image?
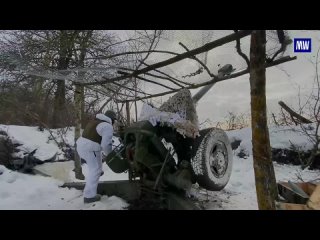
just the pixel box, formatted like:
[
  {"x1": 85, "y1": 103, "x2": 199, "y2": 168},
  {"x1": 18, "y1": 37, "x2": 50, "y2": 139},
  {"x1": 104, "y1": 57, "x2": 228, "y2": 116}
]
[{"x1": 96, "y1": 113, "x2": 112, "y2": 124}]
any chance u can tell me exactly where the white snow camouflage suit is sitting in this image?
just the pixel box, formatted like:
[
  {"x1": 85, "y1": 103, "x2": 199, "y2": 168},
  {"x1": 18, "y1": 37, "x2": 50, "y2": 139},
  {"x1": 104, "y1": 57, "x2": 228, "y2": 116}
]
[{"x1": 76, "y1": 113, "x2": 114, "y2": 198}]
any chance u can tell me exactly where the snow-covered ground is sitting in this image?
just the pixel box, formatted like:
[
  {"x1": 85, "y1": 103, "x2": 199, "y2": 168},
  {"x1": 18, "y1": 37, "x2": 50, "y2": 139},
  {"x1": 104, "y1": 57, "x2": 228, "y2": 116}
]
[
  {"x1": 0, "y1": 124, "x2": 129, "y2": 210},
  {"x1": 197, "y1": 156, "x2": 319, "y2": 210},
  {"x1": 0, "y1": 124, "x2": 319, "y2": 210},
  {"x1": 0, "y1": 164, "x2": 128, "y2": 210},
  {"x1": 199, "y1": 124, "x2": 319, "y2": 210}
]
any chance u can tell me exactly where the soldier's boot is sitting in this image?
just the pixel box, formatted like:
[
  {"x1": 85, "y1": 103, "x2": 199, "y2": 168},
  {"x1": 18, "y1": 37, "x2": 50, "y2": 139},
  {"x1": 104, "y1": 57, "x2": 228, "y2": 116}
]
[{"x1": 84, "y1": 194, "x2": 101, "y2": 204}]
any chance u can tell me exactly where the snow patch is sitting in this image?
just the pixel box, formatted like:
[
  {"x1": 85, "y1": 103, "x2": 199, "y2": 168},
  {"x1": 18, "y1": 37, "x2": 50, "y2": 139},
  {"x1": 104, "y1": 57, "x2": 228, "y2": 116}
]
[{"x1": 0, "y1": 164, "x2": 128, "y2": 210}]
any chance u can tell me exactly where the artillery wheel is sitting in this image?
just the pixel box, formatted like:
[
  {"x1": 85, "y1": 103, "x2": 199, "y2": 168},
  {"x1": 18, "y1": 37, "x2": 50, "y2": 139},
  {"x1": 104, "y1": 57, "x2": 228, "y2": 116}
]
[{"x1": 191, "y1": 128, "x2": 233, "y2": 191}]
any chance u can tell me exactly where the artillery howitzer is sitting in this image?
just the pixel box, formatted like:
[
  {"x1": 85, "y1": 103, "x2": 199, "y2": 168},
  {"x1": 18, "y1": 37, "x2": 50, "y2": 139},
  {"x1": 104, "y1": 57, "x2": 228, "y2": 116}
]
[
  {"x1": 61, "y1": 64, "x2": 234, "y2": 209},
  {"x1": 103, "y1": 65, "x2": 234, "y2": 207}
]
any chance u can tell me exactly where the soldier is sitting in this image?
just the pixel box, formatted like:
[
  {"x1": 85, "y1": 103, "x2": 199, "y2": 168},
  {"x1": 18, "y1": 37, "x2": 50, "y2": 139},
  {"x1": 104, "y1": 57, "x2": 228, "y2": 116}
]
[{"x1": 76, "y1": 110, "x2": 117, "y2": 203}]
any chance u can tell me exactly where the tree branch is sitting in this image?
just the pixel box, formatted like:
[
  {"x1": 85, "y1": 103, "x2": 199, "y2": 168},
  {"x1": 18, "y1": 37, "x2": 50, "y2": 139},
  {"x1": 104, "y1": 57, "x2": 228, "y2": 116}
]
[
  {"x1": 268, "y1": 30, "x2": 292, "y2": 62},
  {"x1": 234, "y1": 30, "x2": 250, "y2": 68},
  {"x1": 144, "y1": 72, "x2": 186, "y2": 88},
  {"x1": 178, "y1": 42, "x2": 216, "y2": 78},
  {"x1": 87, "y1": 50, "x2": 180, "y2": 61},
  {"x1": 112, "y1": 81, "x2": 152, "y2": 96},
  {"x1": 84, "y1": 83, "x2": 126, "y2": 102},
  {"x1": 135, "y1": 30, "x2": 160, "y2": 71},
  {"x1": 138, "y1": 61, "x2": 193, "y2": 86},
  {"x1": 135, "y1": 75, "x2": 177, "y2": 91},
  {"x1": 80, "y1": 30, "x2": 253, "y2": 86},
  {"x1": 117, "y1": 70, "x2": 177, "y2": 91},
  {"x1": 118, "y1": 66, "x2": 186, "y2": 88},
  {"x1": 119, "y1": 55, "x2": 297, "y2": 102}
]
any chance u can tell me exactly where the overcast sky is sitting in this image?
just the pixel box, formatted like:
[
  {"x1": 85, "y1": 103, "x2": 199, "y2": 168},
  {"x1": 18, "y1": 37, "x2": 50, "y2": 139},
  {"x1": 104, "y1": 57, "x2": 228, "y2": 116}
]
[{"x1": 115, "y1": 30, "x2": 320, "y2": 126}]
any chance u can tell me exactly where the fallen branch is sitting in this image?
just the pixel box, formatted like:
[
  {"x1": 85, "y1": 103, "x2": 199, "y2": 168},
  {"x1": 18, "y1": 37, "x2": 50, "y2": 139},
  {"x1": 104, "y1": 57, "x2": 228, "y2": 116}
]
[{"x1": 278, "y1": 101, "x2": 312, "y2": 124}]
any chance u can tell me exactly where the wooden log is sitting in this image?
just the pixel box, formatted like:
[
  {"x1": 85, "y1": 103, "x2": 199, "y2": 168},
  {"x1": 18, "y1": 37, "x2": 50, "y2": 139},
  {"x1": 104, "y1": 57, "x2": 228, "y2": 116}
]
[
  {"x1": 307, "y1": 185, "x2": 320, "y2": 210},
  {"x1": 277, "y1": 202, "x2": 310, "y2": 210}
]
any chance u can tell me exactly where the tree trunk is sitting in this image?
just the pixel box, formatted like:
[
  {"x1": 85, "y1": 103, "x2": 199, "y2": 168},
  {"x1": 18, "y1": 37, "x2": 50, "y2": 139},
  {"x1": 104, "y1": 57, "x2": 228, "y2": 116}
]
[
  {"x1": 81, "y1": 86, "x2": 86, "y2": 128},
  {"x1": 53, "y1": 80, "x2": 66, "y2": 128},
  {"x1": 134, "y1": 78, "x2": 138, "y2": 122},
  {"x1": 53, "y1": 31, "x2": 68, "y2": 128},
  {"x1": 249, "y1": 30, "x2": 278, "y2": 210},
  {"x1": 74, "y1": 83, "x2": 85, "y2": 180},
  {"x1": 126, "y1": 101, "x2": 131, "y2": 125},
  {"x1": 73, "y1": 30, "x2": 93, "y2": 180}
]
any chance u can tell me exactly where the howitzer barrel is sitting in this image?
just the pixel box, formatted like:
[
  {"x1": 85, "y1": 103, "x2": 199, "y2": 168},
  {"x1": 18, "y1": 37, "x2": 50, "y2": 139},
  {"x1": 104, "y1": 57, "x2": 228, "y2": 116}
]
[
  {"x1": 192, "y1": 82, "x2": 217, "y2": 103},
  {"x1": 192, "y1": 64, "x2": 233, "y2": 103}
]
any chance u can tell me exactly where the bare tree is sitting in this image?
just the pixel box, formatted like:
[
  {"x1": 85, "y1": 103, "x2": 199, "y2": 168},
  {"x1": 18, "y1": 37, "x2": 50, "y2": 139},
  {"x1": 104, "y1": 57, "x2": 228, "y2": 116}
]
[
  {"x1": 231, "y1": 30, "x2": 292, "y2": 209},
  {"x1": 0, "y1": 30, "x2": 165, "y2": 179},
  {"x1": 249, "y1": 30, "x2": 278, "y2": 210},
  {"x1": 0, "y1": 30, "x2": 150, "y2": 127}
]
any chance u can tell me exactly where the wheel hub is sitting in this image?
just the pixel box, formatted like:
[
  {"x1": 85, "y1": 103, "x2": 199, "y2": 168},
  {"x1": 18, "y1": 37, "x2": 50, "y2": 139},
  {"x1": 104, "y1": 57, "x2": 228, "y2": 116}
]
[{"x1": 209, "y1": 143, "x2": 228, "y2": 178}]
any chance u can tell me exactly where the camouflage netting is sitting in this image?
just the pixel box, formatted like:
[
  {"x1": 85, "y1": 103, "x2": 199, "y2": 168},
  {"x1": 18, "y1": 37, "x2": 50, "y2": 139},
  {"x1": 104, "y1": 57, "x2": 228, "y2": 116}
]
[
  {"x1": 139, "y1": 89, "x2": 199, "y2": 138},
  {"x1": 159, "y1": 89, "x2": 199, "y2": 126}
]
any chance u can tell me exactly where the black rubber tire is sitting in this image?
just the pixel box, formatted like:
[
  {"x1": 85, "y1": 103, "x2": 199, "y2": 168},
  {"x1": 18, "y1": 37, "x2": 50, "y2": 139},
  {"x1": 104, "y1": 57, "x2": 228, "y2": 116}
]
[{"x1": 191, "y1": 128, "x2": 233, "y2": 191}]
